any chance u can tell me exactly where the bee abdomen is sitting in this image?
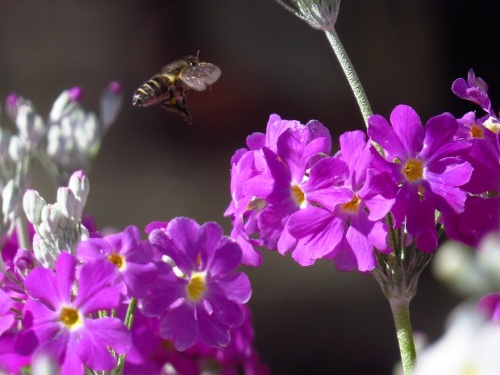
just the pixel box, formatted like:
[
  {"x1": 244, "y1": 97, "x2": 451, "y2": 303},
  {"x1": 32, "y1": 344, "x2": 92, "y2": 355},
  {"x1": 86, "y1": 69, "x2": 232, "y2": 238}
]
[{"x1": 132, "y1": 75, "x2": 172, "y2": 107}]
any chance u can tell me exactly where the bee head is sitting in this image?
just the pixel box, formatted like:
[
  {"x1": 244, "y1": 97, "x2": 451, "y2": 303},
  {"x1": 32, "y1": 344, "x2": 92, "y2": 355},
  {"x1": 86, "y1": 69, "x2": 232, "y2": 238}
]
[{"x1": 185, "y1": 55, "x2": 200, "y2": 68}]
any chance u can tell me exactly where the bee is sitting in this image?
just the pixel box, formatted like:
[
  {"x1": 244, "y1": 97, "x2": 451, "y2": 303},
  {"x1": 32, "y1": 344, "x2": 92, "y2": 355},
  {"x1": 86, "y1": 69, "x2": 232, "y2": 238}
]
[{"x1": 132, "y1": 54, "x2": 221, "y2": 124}]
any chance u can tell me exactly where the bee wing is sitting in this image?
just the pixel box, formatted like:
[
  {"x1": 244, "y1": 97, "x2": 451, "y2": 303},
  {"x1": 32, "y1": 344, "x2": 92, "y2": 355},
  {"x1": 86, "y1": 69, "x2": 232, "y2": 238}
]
[{"x1": 179, "y1": 63, "x2": 221, "y2": 91}]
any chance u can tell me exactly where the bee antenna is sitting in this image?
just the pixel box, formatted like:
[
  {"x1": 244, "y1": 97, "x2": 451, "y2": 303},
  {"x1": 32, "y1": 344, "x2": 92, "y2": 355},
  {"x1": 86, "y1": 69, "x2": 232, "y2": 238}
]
[{"x1": 195, "y1": 50, "x2": 200, "y2": 59}]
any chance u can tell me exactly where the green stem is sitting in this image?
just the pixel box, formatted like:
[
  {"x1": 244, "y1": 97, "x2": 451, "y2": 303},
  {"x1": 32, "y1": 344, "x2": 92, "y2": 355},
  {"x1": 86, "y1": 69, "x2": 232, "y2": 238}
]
[
  {"x1": 389, "y1": 296, "x2": 416, "y2": 375},
  {"x1": 116, "y1": 297, "x2": 137, "y2": 374},
  {"x1": 15, "y1": 217, "x2": 29, "y2": 250},
  {"x1": 373, "y1": 241, "x2": 432, "y2": 375},
  {"x1": 324, "y1": 28, "x2": 373, "y2": 126}
]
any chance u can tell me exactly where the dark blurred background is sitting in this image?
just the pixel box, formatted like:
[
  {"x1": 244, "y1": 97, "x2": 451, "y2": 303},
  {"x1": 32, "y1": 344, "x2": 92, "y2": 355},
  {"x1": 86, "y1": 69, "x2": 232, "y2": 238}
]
[{"x1": 1, "y1": 1, "x2": 500, "y2": 374}]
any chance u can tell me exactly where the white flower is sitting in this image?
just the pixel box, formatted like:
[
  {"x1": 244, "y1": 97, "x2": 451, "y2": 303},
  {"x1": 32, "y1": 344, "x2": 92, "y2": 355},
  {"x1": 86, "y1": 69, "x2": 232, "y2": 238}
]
[
  {"x1": 433, "y1": 233, "x2": 500, "y2": 297},
  {"x1": 413, "y1": 303, "x2": 500, "y2": 375}
]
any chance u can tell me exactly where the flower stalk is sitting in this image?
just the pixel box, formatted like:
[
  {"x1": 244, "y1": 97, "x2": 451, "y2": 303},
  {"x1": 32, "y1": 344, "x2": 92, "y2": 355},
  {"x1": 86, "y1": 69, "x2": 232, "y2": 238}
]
[
  {"x1": 274, "y1": 0, "x2": 373, "y2": 125},
  {"x1": 389, "y1": 296, "x2": 416, "y2": 375},
  {"x1": 325, "y1": 29, "x2": 372, "y2": 126},
  {"x1": 116, "y1": 297, "x2": 138, "y2": 374},
  {"x1": 372, "y1": 226, "x2": 433, "y2": 374}
]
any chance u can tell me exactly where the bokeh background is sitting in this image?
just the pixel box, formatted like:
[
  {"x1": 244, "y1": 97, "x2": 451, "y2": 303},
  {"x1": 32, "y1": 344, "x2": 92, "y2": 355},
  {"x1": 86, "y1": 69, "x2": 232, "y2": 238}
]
[{"x1": 1, "y1": 1, "x2": 500, "y2": 373}]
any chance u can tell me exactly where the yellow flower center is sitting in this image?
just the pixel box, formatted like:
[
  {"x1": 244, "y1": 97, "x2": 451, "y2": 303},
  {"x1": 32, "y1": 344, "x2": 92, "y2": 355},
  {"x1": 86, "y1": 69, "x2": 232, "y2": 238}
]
[
  {"x1": 402, "y1": 158, "x2": 424, "y2": 182},
  {"x1": 186, "y1": 272, "x2": 206, "y2": 302},
  {"x1": 460, "y1": 363, "x2": 477, "y2": 375},
  {"x1": 58, "y1": 306, "x2": 82, "y2": 330},
  {"x1": 470, "y1": 123, "x2": 484, "y2": 138},
  {"x1": 483, "y1": 116, "x2": 500, "y2": 134},
  {"x1": 246, "y1": 197, "x2": 266, "y2": 211},
  {"x1": 342, "y1": 194, "x2": 360, "y2": 213},
  {"x1": 291, "y1": 183, "x2": 306, "y2": 207},
  {"x1": 108, "y1": 253, "x2": 125, "y2": 270}
]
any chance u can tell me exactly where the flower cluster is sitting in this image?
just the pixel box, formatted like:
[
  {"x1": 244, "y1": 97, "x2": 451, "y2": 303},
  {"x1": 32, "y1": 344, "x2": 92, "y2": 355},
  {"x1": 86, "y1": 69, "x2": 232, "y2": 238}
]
[
  {"x1": 23, "y1": 171, "x2": 90, "y2": 268},
  {"x1": 0, "y1": 171, "x2": 262, "y2": 374},
  {"x1": 0, "y1": 83, "x2": 122, "y2": 254},
  {"x1": 0, "y1": 86, "x2": 264, "y2": 374},
  {"x1": 1, "y1": 33, "x2": 500, "y2": 373},
  {"x1": 440, "y1": 69, "x2": 500, "y2": 248},
  {"x1": 226, "y1": 70, "x2": 500, "y2": 275}
]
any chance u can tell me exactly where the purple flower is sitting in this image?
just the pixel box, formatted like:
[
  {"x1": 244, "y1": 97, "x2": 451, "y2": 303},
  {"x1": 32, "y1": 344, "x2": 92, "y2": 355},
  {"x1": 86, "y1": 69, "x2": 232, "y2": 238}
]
[
  {"x1": 287, "y1": 131, "x2": 395, "y2": 271},
  {"x1": 0, "y1": 288, "x2": 16, "y2": 337},
  {"x1": 1, "y1": 224, "x2": 35, "y2": 269},
  {"x1": 455, "y1": 111, "x2": 497, "y2": 143},
  {"x1": 452, "y1": 69, "x2": 500, "y2": 136},
  {"x1": 124, "y1": 306, "x2": 268, "y2": 375},
  {"x1": 441, "y1": 135, "x2": 500, "y2": 247},
  {"x1": 0, "y1": 331, "x2": 31, "y2": 374},
  {"x1": 207, "y1": 304, "x2": 270, "y2": 375},
  {"x1": 441, "y1": 70, "x2": 500, "y2": 247},
  {"x1": 368, "y1": 105, "x2": 473, "y2": 252},
  {"x1": 442, "y1": 195, "x2": 500, "y2": 248},
  {"x1": 141, "y1": 217, "x2": 252, "y2": 351},
  {"x1": 452, "y1": 69, "x2": 494, "y2": 117},
  {"x1": 123, "y1": 308, "x2": 200, "y2": 375},
  {"x1": 225, "y1": 114, "x2": 332, "y2": 265},
  {"x1": 16, "y1": 252, "x2": 131, "y2": 374},
  {"x1": 77, "y1": 225, "x2": 157, "y2": 298}
]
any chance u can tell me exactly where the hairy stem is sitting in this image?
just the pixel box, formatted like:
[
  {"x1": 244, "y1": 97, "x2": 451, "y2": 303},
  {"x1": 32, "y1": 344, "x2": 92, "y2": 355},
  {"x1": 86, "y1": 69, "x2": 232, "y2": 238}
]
[
  {"x1": 325, "y1": 28, "x2": 373, "y2": 126},
  {"x1": 389, "y1": 296, "x2": 416, "y2": 374}
]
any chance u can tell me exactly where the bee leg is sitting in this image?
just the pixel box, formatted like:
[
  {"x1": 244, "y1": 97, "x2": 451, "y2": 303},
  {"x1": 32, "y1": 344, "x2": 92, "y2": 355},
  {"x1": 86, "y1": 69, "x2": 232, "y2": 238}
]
[{"x1": 160, "y1": 89, "x2": 192, "y2": 124}]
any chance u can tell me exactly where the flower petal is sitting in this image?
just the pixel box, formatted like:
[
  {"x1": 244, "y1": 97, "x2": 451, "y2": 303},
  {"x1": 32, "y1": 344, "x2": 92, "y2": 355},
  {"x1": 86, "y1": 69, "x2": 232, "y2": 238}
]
[
  {"x1": 79, "y1": 317, "x2": 131, "y2": 370},
  {"x1": 390, "y1": 104, "x2": 424, "y2": 157},
  {"x1": 141, "y1": 263, "x2": 186, "y2": 318},
  {"x1": 197, "y1": 306, "x2": 230, "y2": 348},
  {"x1": 208, "y1": 237, "x2": 242, "y2": 276},
  {"x1": 212, "y1": 272, "x2": 252, "y2": 304},
  {"x1": 159, "y1": 303, "x2": 198, "y2": 351}
]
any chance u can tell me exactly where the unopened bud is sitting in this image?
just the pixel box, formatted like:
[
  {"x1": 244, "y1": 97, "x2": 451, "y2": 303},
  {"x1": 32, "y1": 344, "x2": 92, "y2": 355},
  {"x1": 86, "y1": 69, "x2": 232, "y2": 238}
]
[
  {"x1": 40, "y1": 204, "x2": 62, "y2": 234},
  {"x1": 2, "y1": 179, "x2": 18, "y2": 224},
  {"x1": 16, "y1": 104, "x2": 46, "y2": 148},
  {"x1": 68, "y1": 170, "x2": 89, "y2": 210},
  {"x1": 5, "y1": 92, "x2": 22, "y2": 123},
  {"x1": 100, "y1": 81, "x2": 123, "y2": 129},
  {"x1": 49, "y1": 87, "x2": 84, "y2": 123},
  {"x1": 8, "y1": 135, "x2": 25, "y2": 163},
  {"x1": 57, "y1": 187, "x2": 80, "y2": 222},
  {"x1": 14, "y1": 248, "x2": 37, "y2": 276},
  {"x1": 275, "y1": 0, "x2": 341, "y2": 31},
  {"x1": 75, "y1": 113, "x2": 99, "y2": 152},
  {"x1": 23, "y1": 189, "x2": 46, "y2": 225}
]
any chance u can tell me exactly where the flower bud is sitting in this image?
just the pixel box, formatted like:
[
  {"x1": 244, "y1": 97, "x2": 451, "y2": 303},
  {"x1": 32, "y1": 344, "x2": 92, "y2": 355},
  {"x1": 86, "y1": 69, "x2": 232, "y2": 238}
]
[
  {"x1": 57, "y1": 187, "x2": 80, "y2": 223},
  {"x1": 40, "y1": 204, "x2": 62, "y2": 234},
  {"x1": 14, "y1": 248, "x2": 37, "y2": 276},
  {"x1": 68, "y1": 170, "x2": 89, "y2": 210},
  {"x1": 46, "y1": 125, "x2": 65, "y2": 164},
  {"x1": 16, "y1": 104, "x2": 46, "y2": 148},
  {"x1": 4, "y1": 92, "x2": 32, "y2": 123},
  {"x1": 2, "y1": 179, "x2": 18, "y2": 224},
  {"x1": 75, "y1": 113, "x2": 99, "y2": 152},
  {"x1": 100, "y1": 81, "x2": 123, "y2": 129},
  {"x1": 8, "y1": 135, "x2": 25, "y2": 163},
  {"x1": 275, "y1": 0, "x2": 341, "y2": 31},
  {"x1": 23, "y1": 189, "x2": 46, "y2": 225},
  {"x1": 49, "y1": 87, "x2": 84, "y2": 123}
]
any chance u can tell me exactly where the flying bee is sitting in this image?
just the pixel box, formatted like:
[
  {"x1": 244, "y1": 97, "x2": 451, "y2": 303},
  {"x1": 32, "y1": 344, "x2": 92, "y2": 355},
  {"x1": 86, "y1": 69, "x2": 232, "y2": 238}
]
[{"x1": 132, "y1": 54, "x2": 221, "y2": 124}]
